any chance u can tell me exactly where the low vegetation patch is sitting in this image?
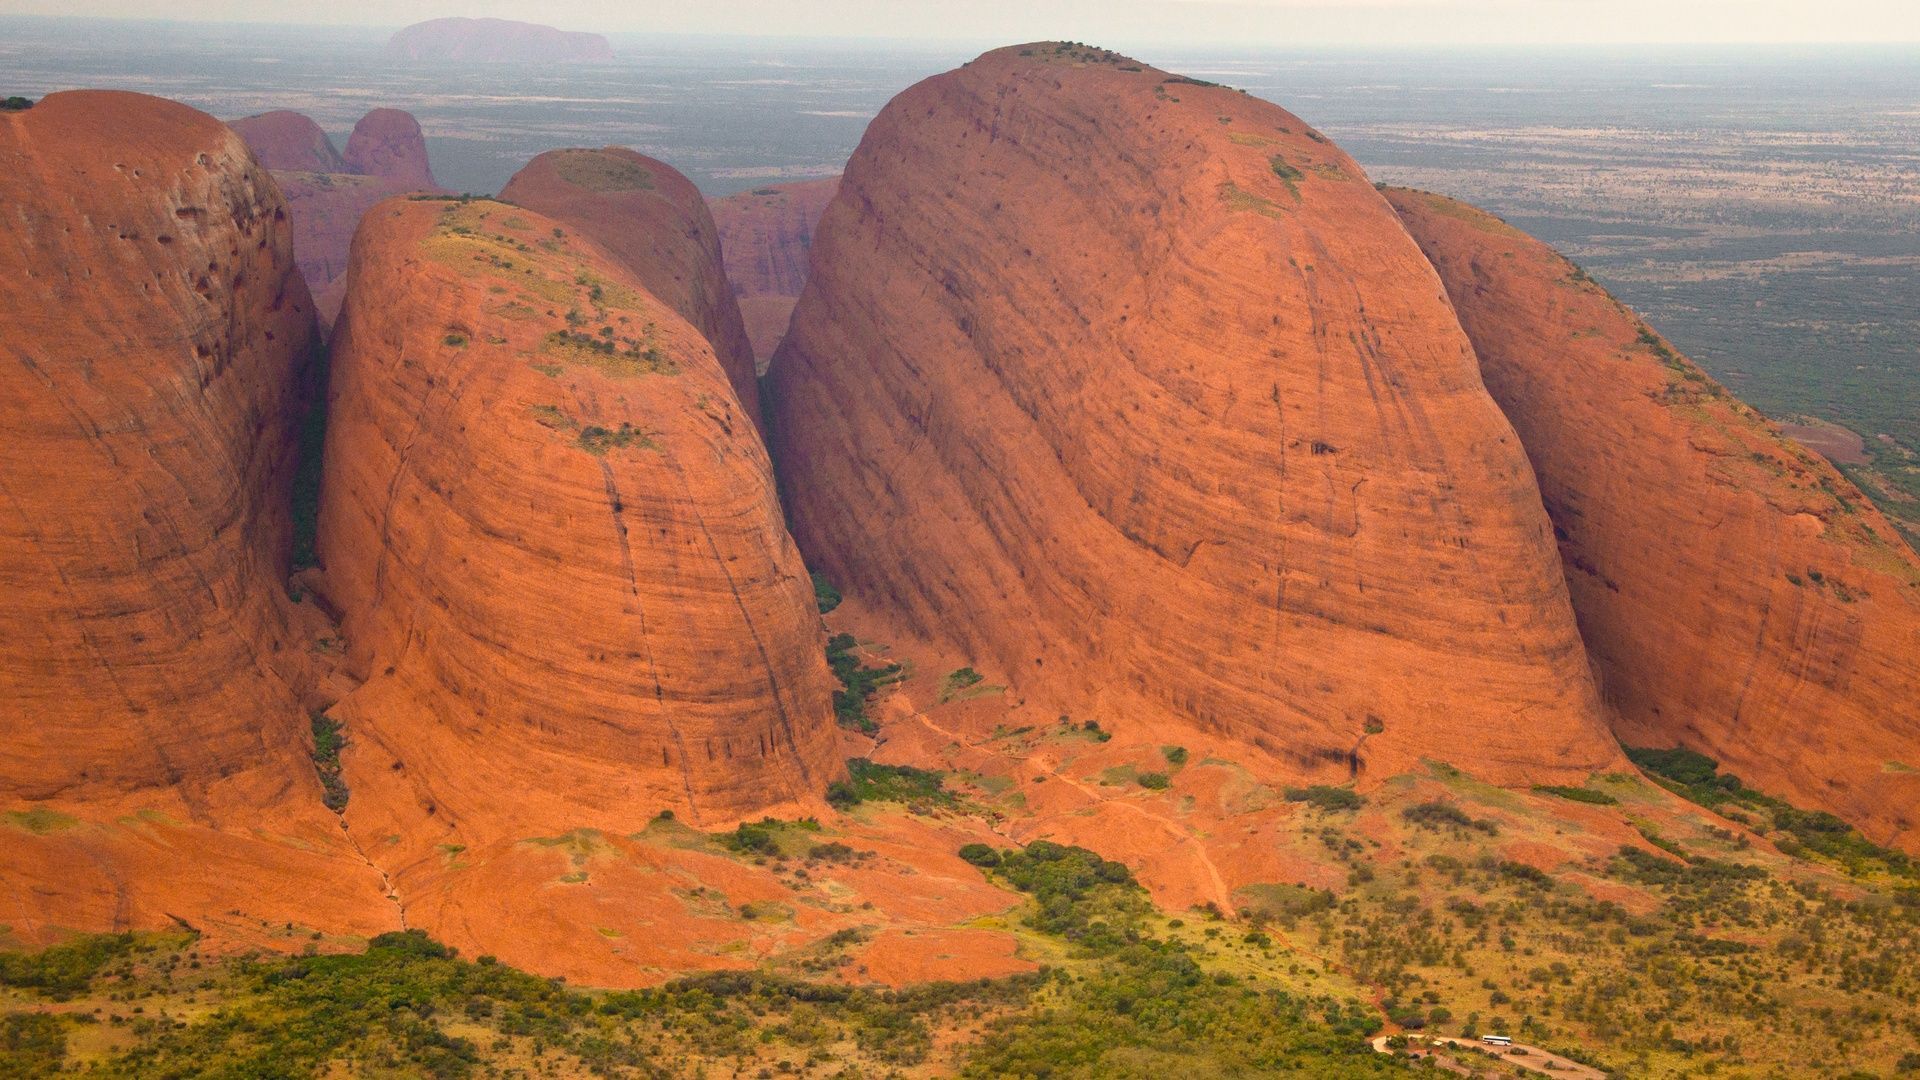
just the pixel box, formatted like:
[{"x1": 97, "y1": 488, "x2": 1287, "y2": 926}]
[
  {"x1": 1286, "y1": 785, "x2": 1365, "y2": 812},
  {"x1": 825, "y1": 633, "x2": 903, "y2": 733},
  {"x1": 1401, "y1": 799, "x2": 1497, "y2": 835},
  {"x1": 575, "y1": 422, "x2": 654, "y2": 455},
  {"x1": 310, "y1": 713, "x2": 348, "y2": 812},
  {"x1": 716, "y1": 816, "x2": 821, "y2": 858},
  {"x1": 1533, "y1": 784, "x2": 1619, "y2": 806},
  {"x1": 826, "y1": 758, "x2": 954, "y2": 811},
  {"x1": 937, "y1": 665, "x2": 1000, "y2": 703},
  {"x1": 551, "y1": 149, "x2": 654, "y2": 192},
  {"x1": 542, "y1": 329, "x2": 676, "y2": 377},
  {"x1": 1270, "y1": 153, "x2": 1305, "y2": 198},
  {"x1": 810, "y1": 572, "x2": 841, "y2": 614},
  {"x1": 1627, "y1": 745, "x2": 1914, "y2": 878}
]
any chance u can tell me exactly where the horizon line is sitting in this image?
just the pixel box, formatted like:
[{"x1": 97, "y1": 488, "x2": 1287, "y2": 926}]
[{"x1": 3, "y1": 13, "x2": 1916, "y2": 49}]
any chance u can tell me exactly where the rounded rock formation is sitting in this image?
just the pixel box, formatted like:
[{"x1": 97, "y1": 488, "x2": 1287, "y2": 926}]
[
  {"x1": 711, "y1": 176, "x2": 841, "y2": 366},
  {"x1": 1389, "y1": 186, "x2": 1920, "y2": 850},
  {"x1": 386, "y1": 17, "x2": 614, "y2": 63},
  {"x1": 315, "y1": 197, "x2": 837, "y2": 865},
  {"x1": 343, "y1": 107, "x2": 437, "y2": 189},
  {"x1": 232, "y1": 107, "x2": 445, "y2": 327},
  {"x1": 229, "y1": 108, "x2": 348, "y2": 173},
  {"x1": 0, "y1": 90, "x2": 393, "y2": 941},
  {"x1": 771, "y1": 44, "x2": 1623, "y2": 785},
  {"x1": 501, "y1": 148, "x2": 762, "y2": 431}
]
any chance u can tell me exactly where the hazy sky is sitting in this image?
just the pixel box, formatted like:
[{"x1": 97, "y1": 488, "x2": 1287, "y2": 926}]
[{"x1": 6, "y1": 0, "x2": 1918, "y2": 46}]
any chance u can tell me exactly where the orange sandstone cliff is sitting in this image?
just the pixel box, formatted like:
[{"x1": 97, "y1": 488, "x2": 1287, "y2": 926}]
[
  {"x1": 771, "y1": 45, "x2": 1624, "y2": 787},
  {"x1": 501, "y1": 148, "x2": 762, "y2": 430},
  {"x1": 1390, "y1": 187, "x2": 1920, "y2": 851},
  {"x1": 315, "y1": 196, "x2": 838, "y2": 880},
  {"x1": 0, "y1": 90, "x2": 395, "y2": 942},
  {"x1": 711, "y1": 176, "x2": 840, "y2": 365}
]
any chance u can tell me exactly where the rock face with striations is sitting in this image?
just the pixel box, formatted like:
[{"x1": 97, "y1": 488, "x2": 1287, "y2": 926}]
[
  {"x1": 232, "y1": 106, "x2": 443, "y2": 326},
  {"x1": 315, "y1": 196, "x2": 837, "y2": 873},
  {"x1": 386, "y1": 17, "x2": 614, "y2": 63},
  {"x1": 711, "y1": 176, "x2": 840, "y2": 366},
  {"x1": 1390, "y1": 187, "x2": 1920, "y2": 850},
  {"x1": 771, "y1": 44, "x2": 1623, "y2": 785},
  {"x1": 501, "y1": 148, "x2": 762, "y2": 430},
  {"x1": 0, "y1": 90, "x2": 394, "y2": 942}
]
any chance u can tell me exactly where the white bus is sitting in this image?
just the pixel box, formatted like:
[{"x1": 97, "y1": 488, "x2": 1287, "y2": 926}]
[{"x1": 1482, "y1": 1035, "x2": 1513, "y2": 1047}]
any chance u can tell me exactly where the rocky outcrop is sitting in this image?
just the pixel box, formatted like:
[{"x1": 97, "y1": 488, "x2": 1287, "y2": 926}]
[
  {"x1": 711, "y1": 177, "x2": 840, "y2": 366},
  {"x1": 0, "y1": 90, "x2": 393, "y2": 942},
  {"x1": 501, "y1": 148, "x2": 761, "y2": 430},
  {"x1": 315, "y1": 198, "x2": 837, "y2": 868},
  {"x1": 771, "y1": 44, "x2": 1623, "y2": 786},
  {"x1": 386, "y1": 17, "x2": 614, "y2": 63},
  {"x1": 343, "y1": 108, "x2": 437, "y2": 188},
  {"x1": 231, "y1": 107, "x2": 444, "y2": 326},
  {"x1": 229, "y1": 109, "x2": 347, "y2": 172},
  {"x1": 1390, "y1": 187, "x2": 1920, "y2": 850}
]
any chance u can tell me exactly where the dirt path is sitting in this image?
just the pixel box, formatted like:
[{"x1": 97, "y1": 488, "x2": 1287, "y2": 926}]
[{"x1": 1370, "y1": 1035, "x2": 1607, "y2": 1079}]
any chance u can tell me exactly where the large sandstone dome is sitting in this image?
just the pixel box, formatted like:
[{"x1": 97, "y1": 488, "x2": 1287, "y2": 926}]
[
  {"x1": 1390, "y1": 188, "x2": 1920, "y2": 851},
  {"x1": 0, "y1": 90, "x2": 393, "y2": 940},
  {"x1": 315, "y1": 197, "x2": 838, "y2": 861},
  {"x1": 501, "y1": 147, "x2": 762, "y2": 431},
  {"x1": 342, "y1": 107, "x2": 437, "y2": 189},
  {"x1": 771, "y1": 44, "x2": 1623, "y2": 785},
  {"x1": 229, "y1": 108, "x2": 349, "y2": 172},
  {"x1": 386, "y1": 17, "x2": 614, "y2": 63}
]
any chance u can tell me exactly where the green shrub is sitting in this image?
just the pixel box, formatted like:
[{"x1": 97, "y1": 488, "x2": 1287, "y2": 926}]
[
  {"x1": 1, "y1": 97, "x2": 32, "y2": 111},
  {"x1": 810, "y1": 572, "x2": 841, "y2": 614},
  {"x1": 1401, "y1": 800, "x2": 1497, "y2": 834},
  {"x1": 826, "y1": 758, "x2": 953, "y2": 810},
  {"x1": 1285, "y1": 785, "x2": 1364, "y2": 812},
  {"x1": 1136, "y1": 772, "x2": 1171, "y2": 790},
  {"x1": 826, "y1": 634, "x2": 903, "y2": 734},
  {"x1": 1626, "y1": 745, "x2": 1723, "y2": 790},
  {"x1": 1269, "y1": 154, "x2": 1305, "y2": 182},
  {"x1": 958, "y1": 843, "x2": 1000, "y2": 868},
  {"x1": 310, "y1": 714, "x2": 348, "y2": 812},
  {"x1": 1161, "y1": 746, "x2": 1189, "y2": 766},
  {"x1": 938, "y1": 666, "x2": 987, "y2": 702},
  {"x1": 718, "y1": 818, "x2": 785, "y2": 856}
]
